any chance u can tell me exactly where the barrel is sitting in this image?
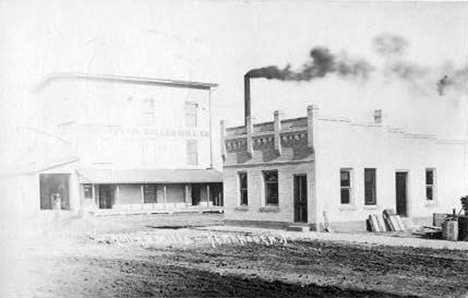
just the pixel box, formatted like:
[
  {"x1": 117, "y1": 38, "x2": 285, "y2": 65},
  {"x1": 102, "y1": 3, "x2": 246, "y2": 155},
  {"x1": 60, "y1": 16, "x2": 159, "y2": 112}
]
[
  {"x1": 442, "y1": 220, "x2": 459, "y2": 241},
  {"x1": 458, "y1": 216, "x2": 468, "y2": 241}
]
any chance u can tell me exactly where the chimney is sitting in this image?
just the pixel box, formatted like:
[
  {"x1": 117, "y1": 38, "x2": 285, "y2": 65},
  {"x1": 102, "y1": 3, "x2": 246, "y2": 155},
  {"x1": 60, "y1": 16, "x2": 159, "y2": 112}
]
[
  {"x1": 244, "y1": 75, "x2": 251, "y2": 126},
  {"x1": 373, "y1": 109, "x2": 382, "y2": 125}
]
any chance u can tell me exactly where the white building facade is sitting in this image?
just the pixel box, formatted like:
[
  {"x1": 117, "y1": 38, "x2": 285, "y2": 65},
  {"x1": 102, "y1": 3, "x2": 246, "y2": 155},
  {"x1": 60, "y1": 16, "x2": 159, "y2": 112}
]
[
  {"x1": 12, "y1": 73, "x2": 222, "y2": 215},
  {"x1": 222, "y1": 106, "x2": 465, "y2": 232}
]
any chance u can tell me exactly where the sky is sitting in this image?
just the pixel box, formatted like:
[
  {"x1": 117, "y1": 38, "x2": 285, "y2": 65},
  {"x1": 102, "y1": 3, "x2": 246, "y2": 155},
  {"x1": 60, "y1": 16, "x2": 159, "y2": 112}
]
[{"x1": 0, "y1": 0, "x2": 467, "y2": 167}]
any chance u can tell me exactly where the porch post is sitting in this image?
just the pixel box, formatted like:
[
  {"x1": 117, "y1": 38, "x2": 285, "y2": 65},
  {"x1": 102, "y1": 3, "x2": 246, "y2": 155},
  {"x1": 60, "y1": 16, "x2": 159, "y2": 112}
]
[
  {"x1": 115, "y1": 185, "x2": 120, "y2": 205},
  {"x1": 185, "y1": 184, "x2": 189, "y2": 207},
  {"x1": 92, "y1": 184, "x2": 97, "y2": 208},
  {"x1": 140, "y1": 185, "x2": 145, "y2": 204},
  {"x1": 206, "y1": 184, "x2": 211, "y2": 207},
  {"x1": 163, "y1": 185, "x2": 167, "y2": 209}
]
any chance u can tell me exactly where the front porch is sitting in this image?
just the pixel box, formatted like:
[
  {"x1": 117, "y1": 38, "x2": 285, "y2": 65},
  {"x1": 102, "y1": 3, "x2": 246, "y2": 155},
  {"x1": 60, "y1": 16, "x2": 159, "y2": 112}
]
[{"x1": 77, "y1": 168, "x2": 224, "y2": 215}]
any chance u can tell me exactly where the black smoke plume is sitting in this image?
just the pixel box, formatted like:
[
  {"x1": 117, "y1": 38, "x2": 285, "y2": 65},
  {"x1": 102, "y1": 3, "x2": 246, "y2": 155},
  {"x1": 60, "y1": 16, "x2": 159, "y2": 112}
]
[
  {"x1": 245, "y1": 33, "x2": 466, "y2": 97},
  {"x1": 437, "y1": 68, "x2": 466, "y2": 96},
  {"x1": 245, "y1": 47, "x2": 374, "y2": 82}
]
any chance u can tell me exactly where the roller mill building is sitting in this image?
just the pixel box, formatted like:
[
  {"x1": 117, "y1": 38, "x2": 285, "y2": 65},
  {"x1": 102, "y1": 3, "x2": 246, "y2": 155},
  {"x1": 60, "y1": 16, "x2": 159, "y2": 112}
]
[{"x1": 11, "y1": 73, "x2": 223, "y2": 215}]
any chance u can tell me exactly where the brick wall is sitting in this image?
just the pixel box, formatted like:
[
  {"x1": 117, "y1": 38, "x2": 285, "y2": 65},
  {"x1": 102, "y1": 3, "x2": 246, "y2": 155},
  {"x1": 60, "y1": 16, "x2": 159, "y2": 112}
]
[{"x1": 224, "y1": 162, "x2": 316, "y2": 225}]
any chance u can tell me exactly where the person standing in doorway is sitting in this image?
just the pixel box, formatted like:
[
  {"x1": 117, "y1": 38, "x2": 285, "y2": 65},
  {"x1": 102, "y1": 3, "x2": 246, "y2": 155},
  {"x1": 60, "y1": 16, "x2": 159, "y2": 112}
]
[{"x1": 52, "y1": 193, "x2": 62, "y2": 226}]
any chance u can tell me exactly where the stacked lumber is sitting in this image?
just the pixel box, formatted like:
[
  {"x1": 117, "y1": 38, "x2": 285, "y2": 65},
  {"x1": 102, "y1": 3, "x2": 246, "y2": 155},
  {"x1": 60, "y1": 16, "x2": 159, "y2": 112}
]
[
  {"x1": 368, "y1": 214, "x2": 387, "y2": 232},
  {"x1": 383, "y1": 209, "x2": 405, "y2": 231}
]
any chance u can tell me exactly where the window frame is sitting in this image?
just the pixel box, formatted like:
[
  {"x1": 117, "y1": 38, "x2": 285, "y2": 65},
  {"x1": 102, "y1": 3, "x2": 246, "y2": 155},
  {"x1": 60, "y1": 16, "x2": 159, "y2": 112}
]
[
  {"x1": 340, "y1": 169, "x2": 353, "y2": 205},
  {"x1": 425, "y1": 168, "x2": 436, "y2": 201},
  {"x1": 186, "y1": 139, "x2": 199, "y2": 166},
  {"x1": 263, "y1": 170, "x2": 279, "y2": 206},
  {"x1": 364, "y1": 168, "x2": 377, "y2": 205},
  {"x1": 238, "y1": 172, "x2": 248, "y2": 206},
  {"x1": 185, "y1": 101, "x2": 198, "y2": 128}
]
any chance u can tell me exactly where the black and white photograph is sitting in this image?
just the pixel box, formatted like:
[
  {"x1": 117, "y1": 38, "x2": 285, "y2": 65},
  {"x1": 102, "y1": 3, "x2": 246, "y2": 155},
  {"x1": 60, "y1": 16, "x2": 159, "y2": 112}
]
[{"x1": 1, "y1": 0, "x2": 468, "y2": 297}]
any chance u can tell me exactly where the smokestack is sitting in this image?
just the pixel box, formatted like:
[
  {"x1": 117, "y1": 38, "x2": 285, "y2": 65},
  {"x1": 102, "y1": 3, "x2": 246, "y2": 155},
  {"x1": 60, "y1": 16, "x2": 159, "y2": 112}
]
[{"x1": 244, "y1": 75, "x2": 251, "y2": 126}]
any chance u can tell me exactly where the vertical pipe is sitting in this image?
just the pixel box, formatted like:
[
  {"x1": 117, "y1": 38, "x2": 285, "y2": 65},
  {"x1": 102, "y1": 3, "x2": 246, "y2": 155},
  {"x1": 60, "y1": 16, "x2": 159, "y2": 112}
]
[
  {"x1": 208, "y1": 88, "x2": 213, "y2": 169},
  {"x1": 220, "y1": 120, "x2": 226, "y2": 161}
]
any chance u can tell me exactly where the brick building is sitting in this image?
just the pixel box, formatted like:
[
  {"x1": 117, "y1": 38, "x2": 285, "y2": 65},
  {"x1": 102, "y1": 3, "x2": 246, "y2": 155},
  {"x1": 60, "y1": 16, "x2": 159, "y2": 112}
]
[
  {"x1": 221, "y1": 103, "x2": 465, "y2": 232},
  {"x1": 11, "y1": 73, "x2": 223, "y2": 215}
]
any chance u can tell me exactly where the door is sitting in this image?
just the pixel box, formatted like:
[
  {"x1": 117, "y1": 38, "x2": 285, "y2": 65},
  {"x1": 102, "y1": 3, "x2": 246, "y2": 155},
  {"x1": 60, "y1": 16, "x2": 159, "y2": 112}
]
[
  {"x1": 209, "y1": 183, "x2": 223, "y2": 206},
  {"x1": 98, "y1": 185, "x2": 114, "y2": 209},
  {"x1": 294, "y1": 175, "x2": 308, "y2": 223},
  {"x1": 40, "y1": 174, "x2": 70, "y2": 210},
  {"x1": 395, "y1": 172, "x2": 408, "y2": 217},
  {"x1": 191, "y1": 184, "x2": 201, "y2": 206}
]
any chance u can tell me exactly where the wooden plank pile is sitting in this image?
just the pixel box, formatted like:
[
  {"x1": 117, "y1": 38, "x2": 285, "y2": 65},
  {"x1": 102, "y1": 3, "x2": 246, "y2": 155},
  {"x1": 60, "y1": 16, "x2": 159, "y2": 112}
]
[{"x1": 368, "y1": 209, "x2": 405, "y2": 232}]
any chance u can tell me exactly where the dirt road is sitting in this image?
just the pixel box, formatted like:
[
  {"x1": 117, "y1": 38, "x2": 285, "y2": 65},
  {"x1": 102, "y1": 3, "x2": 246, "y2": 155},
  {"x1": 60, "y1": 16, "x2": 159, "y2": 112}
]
[{"x1": 4, "y1": 213, "x2": 468, "y2": 297}]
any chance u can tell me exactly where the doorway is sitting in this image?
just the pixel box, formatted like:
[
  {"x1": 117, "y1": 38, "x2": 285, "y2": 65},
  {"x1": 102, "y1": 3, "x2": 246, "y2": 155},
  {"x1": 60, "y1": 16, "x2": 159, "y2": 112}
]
[
  {"x1": 98, "y1": 185, "x2": 114, "y2": 209},
  {"x1": 395, "y1": 172, "x2": 408, "y2": 217},
  {"x1": 293, "y1": 175, "x2": 308, "y2": 223},
  {"x1": 191, "y1": 184, "x2": 201, "y2": 206},
  {"x1": 39, "y1": 174, "x2": 70, "y2": 210},
  {"x1": 209, "y1": 183, "x2": 223, "y2": 206}
]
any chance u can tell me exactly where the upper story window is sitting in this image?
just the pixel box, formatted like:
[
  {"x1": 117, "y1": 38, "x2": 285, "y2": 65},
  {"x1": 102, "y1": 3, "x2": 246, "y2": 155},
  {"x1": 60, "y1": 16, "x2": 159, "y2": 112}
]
[
  {"x1": 142, "y1": 98, "x2": 156, "y2": 126},
  {"x1": 185, "y1": 102, "x2": 198, "y2": 127},
  {"x1": 239, "y1": 172, "x2": 248, "y2": 206},
  {"x1": 426, "y1": 168, "x2": 436, "y2": 201},
  {"x1": 263, "y1": 170, "x2": 279, "y2": 206},
  {"x1": 364, "y1": 168, "x2": 377, "y2": 205},
  {"x1": 340, "y1": 169, "x2": 353, "y2": 205},
  {"x1": 186, "y1": 139, "x2": 198, "y2": 165}
]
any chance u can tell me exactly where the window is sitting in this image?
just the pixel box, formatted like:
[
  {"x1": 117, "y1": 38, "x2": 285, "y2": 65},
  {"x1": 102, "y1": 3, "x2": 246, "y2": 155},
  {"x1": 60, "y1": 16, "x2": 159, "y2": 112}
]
[
  {"x1": 340, "y1": 169, "x2": 352, "y2": 204},
  {"x1": 83, "y1": 184, "x2": 93, "y2": 199},
  {"x1": 263, "y1": 170, "x2": 279, "y2": 206},
  {"x1": 364, "y1": 168, "x2": 377, "y2": 205},
  {"x1": 239, "y1": 172, "x2": 248, "y2": 205},
  {"x1": 426, "y1": 169, "x2": 436, "y2": 201},
  {"x1": 186, "y1": 140, "x2": 198, "y2": 165},
  {"x1": 144, "y1": 184, "x2": 158, "y2": 203},
  {"x1": 185, "y1": 102, "x2": 198, "y2": 127},
  {"x1": 142, "y1": 98, "x2": 156, "y2": 126}
]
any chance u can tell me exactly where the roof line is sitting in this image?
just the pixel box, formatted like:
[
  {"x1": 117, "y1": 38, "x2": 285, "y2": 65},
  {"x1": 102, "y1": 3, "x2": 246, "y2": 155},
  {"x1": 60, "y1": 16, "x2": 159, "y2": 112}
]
[{"x1": 35, "y1": 72, "x2": 218, "y2": 92}]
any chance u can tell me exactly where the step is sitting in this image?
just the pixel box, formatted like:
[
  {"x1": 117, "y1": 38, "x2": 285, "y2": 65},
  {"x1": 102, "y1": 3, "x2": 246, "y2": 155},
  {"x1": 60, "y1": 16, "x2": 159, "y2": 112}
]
[{"x1": 287, "y1": 225, "x2": 310, "y2": 232}]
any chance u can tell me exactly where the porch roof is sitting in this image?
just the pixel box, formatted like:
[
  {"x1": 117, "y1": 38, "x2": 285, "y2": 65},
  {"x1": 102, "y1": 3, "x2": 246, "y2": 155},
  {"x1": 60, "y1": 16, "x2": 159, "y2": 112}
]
[{"x1": 77, "y1": 168, "x2": 223, "y2": 184}]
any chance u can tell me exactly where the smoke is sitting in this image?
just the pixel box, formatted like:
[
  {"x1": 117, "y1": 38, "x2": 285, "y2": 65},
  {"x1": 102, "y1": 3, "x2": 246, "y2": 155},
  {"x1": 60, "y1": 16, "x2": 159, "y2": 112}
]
[
  {"x1": 389, "y1": 61, "x2": 427, "y2": 80},
  {"x1": 245, "y1": 33, "x2": 466, "y2": 97},
  {"x1": 245, "y1": 47, "x2": 374, "y2": 81},
  {"x1": 373, "y1": 33, "x2": 466, "y2": 96},
  {"x1": 437, "y1": 68, "x2": 466, "y2": 96},
  {"x1": 372, "y1": 33, "x2": 408, "y2": 57}
]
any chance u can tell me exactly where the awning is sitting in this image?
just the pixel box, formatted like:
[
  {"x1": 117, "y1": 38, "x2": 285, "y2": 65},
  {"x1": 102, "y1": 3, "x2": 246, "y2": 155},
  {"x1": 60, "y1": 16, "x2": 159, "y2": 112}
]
[{"x1": 77, "y1": 168, "x2": 223, "y2": 184}]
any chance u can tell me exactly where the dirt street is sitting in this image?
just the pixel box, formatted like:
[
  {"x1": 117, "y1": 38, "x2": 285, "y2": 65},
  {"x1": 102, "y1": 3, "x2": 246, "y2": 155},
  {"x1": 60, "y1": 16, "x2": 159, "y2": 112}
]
[{"x1": 4, "y1": 213, "x2": 468, "y2": 297}]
